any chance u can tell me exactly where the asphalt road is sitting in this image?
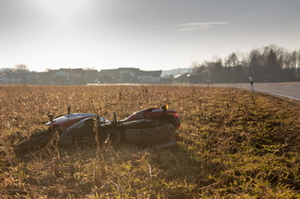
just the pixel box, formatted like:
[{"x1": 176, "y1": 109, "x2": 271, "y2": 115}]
[{"x1": 211, "y1": 82, "x2": 300, "y2": 101}]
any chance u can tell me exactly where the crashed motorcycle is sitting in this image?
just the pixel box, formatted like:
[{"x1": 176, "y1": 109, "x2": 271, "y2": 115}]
[{"x1": 14, "y1": 105, "x2": 181, "y2": 157}]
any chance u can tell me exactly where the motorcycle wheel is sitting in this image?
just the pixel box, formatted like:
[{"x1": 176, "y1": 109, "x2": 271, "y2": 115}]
[{"x1": 14, "y1": 130, "x2": 53, "y2": 157}]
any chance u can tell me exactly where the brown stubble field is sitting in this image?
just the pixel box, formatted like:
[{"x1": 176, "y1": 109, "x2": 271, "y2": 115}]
[{"x1": 1, "y1": 84, "x2": 300, "y2": 198}]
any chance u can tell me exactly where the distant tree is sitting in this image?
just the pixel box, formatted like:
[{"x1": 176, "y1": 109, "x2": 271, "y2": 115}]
[
  {"x1": 211, "y1": 59, "x2": 224, "y2": 83},
  {"x1": 191, "y1": 44, "x2": 298, "y2": 83},
  {"x1": 240, "y1": 53, "x2": 250, "y2": 68},
  {"x1": 266, "y1": 49, "x2": 277, "y2": 82},
  {"x1": 189, "y1": 61, "x2": 201, "y2": 71},
  {"x1": 192, "y1": 64, "x2": 205, "y2": 75},
  {"x1": 298, "y1": 49, "x2": 300, "y2": 68},
  {"x1": 206, "y1": 62, "x2": 217, "y2": 82},
  {"x1": 211, "y1": 55, "x2": 222, "y2": 65},
  {"x1": 225, "y1": 52, "x2": 239, "y2": 67},
  {"x1": 283, "y1": 50, "x2": 299, "y2": 81},
  {"x1": 15, "y1": 64, "x2": 28, "y2": 71},
  {"x1": 248, "y1": 49, "x2": 265, "y2": 82}
]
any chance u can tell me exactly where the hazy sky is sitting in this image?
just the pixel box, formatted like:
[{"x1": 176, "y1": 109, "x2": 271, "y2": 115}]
[{"x1": 0, "y1": 0, "x2": 299, "y2": 72}]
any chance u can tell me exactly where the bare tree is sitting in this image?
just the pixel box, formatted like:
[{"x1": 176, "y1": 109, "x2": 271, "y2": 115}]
[
  {"x1": 15, "y1": 64, "x2": 28, "y2": 71},
  {"x1": 225, "y1": 52, "x2": 239, "y2": 67}
]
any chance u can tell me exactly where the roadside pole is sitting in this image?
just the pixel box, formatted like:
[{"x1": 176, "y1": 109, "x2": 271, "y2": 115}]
[{"x1": 249, "y1": 77, "x2": 254, "y2": 92}]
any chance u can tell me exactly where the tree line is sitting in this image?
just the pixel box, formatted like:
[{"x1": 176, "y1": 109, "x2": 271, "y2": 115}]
[{"x1": 191, "y1": 44, "x2": 300, "y2": 83}]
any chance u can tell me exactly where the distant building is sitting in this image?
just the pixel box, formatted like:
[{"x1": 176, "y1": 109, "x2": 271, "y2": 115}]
[
  {"x1": 174, "y1": 73, "x2": 190, "y2": 83},
  {"x1": 30, "y1": 72, "x2": 47, "y2": 85},
  {"x1": 3, "y1": 70, "x2": 30, "y2": 84},
  {"x1": 99, "y1": 67, "x2": 162, "y2": 83},
  {"x1": 188, "y1": 74, "x2": 206, "y2": 84},
  {"x1": 48, "y1": 68, "x2": 85, "y2": 85},
  {"x1": 83, "y1": 69, "x2": 99, "y2": 83},
  {"x1": 0, "y1": 73, "x2": 5, "y2": 84},
  {"x1": 98, "y1": 74, "x2": 115, "y2": 84},
  {"x1": 0, "y1": 67, "x2": 167, "y2": 85},
  {"x1": 160, "y1": 77, "x2": 173, "y2": 84},
  {"x1": 136, "y1": 70, "x2": 161, "y2": 82}
]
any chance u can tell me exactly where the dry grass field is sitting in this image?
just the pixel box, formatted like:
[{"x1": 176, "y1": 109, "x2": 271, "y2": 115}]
[{"x1": 1, "y1": 85, "x2": 300, "y2": 198}]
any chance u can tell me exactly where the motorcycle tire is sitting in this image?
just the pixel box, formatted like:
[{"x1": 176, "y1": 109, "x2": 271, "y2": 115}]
[
  {"x1": 124, "y1": 123, "x2": 175, "y2": 145},
  {"x1": 14, "y1": 130, "x2": 53, "y2": 157}
]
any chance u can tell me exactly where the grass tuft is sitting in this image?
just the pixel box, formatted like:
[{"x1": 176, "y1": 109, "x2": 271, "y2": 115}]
[{"x1": 1, "y1": 85, "x2": 300, "y2": 198}]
